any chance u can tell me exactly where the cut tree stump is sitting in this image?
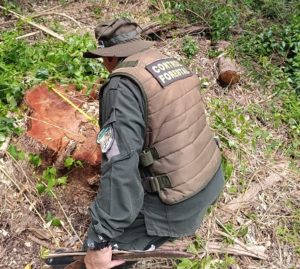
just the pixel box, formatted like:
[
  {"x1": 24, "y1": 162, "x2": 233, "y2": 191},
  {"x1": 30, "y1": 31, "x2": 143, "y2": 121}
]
[{"x1": 25, "y1": 84, "x2": 101, "y2": 167}]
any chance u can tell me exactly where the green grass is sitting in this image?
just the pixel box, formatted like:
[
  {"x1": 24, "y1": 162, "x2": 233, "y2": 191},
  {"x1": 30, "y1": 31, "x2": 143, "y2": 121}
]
[{"x1": 161, "y1": 0, "x2": 299, "y2": 159}]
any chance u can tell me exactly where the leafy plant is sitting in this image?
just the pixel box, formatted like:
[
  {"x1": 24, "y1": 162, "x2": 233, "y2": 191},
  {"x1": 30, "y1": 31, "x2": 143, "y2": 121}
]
[
  {"x1": 7, "y1": 145, "x2": 25, "y2": 160},
  {"x1": 177, "y1": 255, "x2": 235, "y2": 269},
  {"x1": 29, "y1": 153, "x2": 42, "y2": 167},
  {"x1": 64, "y1": 156, "x2": 83, "y2": 169},
  {"x1": 221, "y1": 222, "x2": 248, "y2": 244},
  {"x1": 46, "y1": 211, "x2": 63, "y2": 227},
  {"x1": 210, "y1": 5, "x2": 237, "y2": 41},
  {"x1": 182, "y1": 37, "x2": 199, "y2": 59},
  {"x1": 207, "y1": 49, "x2": 222, "y2": 59},
  {"x1": 221, "y1": 156, "x2": 234, "y2": 182},
  {"x1": 36, "y1": 166, "x2": 67, "y2": 195}
]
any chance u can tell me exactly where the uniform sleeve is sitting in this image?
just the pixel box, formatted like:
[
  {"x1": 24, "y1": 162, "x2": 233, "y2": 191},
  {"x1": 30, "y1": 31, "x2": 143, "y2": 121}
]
[{"x1": 88, "y1": 76, "x2": 146, "y2": 242}]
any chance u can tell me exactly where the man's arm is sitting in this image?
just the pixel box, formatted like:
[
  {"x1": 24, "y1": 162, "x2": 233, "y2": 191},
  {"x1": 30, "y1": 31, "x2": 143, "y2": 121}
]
[{"x1": 88, "y1": 76, "x2": 146, "y2": 244}]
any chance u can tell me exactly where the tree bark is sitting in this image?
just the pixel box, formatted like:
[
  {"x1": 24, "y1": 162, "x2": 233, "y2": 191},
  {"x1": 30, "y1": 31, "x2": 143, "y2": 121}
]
[{"x1": 217, "y1": 56, "x2": 240, "y2": 85}]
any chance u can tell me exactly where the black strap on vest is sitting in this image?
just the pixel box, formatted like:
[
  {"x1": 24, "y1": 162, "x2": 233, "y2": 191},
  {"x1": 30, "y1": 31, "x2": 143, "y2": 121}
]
[{"x1": 142, "y1": 175, "x2": 171, "y2": 193}]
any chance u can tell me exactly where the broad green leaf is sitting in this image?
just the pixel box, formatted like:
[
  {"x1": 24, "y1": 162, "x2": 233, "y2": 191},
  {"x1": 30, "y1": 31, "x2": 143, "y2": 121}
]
[
  {"x1": 35, "y1": 68, "x2": 49, "y2": 79},
  {"x1": 36, "y1": 183, "x2": 46, "y2": 195},
  {"x1": 64, "y1": 156, "x2": 74, "y2": 169},
  {"x1": 29, "y1": 153, "x2": 42, "y2": 167}
]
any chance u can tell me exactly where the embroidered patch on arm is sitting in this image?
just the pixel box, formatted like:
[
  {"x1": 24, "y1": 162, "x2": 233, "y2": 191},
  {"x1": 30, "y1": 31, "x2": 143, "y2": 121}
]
[
  {"x1": 145, "y1": 58, "x2": 193, "y2": 87},
  {"x1": 96, "y1": 125, "x2": 120, "y2": 159},
  {"x1": 97, "y1": 125, "x2": 114, "y2": 153}
]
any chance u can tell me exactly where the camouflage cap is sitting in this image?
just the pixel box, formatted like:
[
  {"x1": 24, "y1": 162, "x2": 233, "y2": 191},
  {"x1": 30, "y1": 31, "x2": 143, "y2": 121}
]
[{"x1": 83, "y1": 18, "x2": 154, "y2": 58}]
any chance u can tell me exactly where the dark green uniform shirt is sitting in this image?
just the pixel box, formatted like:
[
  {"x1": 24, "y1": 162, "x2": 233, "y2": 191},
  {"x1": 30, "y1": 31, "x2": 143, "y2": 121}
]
[{"x1": 88, "y1": 76, "x2": 224, "y2": 245}]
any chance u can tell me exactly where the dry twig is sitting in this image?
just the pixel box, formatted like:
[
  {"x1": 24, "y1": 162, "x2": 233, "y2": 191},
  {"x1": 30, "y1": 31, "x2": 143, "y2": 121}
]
[
  {"x1": 0, "y1": 136, "x2": 11, "y2": 157},
  {"x1": 28, "y1": 234, "x2": 52, "y2": 249},
  {"x1": 49, "y1": 189, "x2": 83, "y2": 244},
  {"x1": 0, "y1": 5, "x2": 65, "y2": 42},
  {"x1": 16, "y1": 31, "x2": 41, "y2": 40},
  {"x1": 6, "y1": 152, "x2": 82, "y2": 244},
  {"x1": 185, "y1": 8, "x2": 210, "y2": 27},
  {"x1": 218, "y1": 163, "x2": 287, "y2": 222},
  {"x1": 204, "y1": 242, "x2": 267, "y2": 260},
  {"x1": 0, "y1": 165, "x2": 59, "y2": 246},
  {"x1": 31, "y1": 12, "x2": 82, "y2": 28}
]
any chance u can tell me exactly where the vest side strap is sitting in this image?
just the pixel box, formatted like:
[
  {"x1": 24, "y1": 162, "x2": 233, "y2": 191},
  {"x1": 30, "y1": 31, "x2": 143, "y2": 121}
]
[
  {"x1": 116, "y1": 60, "x2": 138, "y2": 69},
  {"x1": 139, "y1": 148, "x2": 159, "y2": 167},
  {"x1": 142, "y1": 175, "x2": 171, "y2": 193}
]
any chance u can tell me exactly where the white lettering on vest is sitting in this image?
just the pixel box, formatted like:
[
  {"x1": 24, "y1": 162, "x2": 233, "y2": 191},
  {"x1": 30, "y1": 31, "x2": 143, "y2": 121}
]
[
  {"x1": 157, "y1": 63, "x2": 165, "y2": 71},
  {"x1": 152, "y1": 66, "x2": 160, "y2": 73}
]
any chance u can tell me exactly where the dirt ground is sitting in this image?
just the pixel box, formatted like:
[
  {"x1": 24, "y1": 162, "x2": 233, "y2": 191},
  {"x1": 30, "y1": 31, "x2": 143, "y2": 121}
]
[{"x1": 0, "y1": 1, "x2": 299, "y2": 269}]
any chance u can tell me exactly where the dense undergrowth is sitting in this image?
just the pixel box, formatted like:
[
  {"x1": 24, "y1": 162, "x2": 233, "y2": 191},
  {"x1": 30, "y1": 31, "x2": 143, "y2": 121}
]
[
  {"x1": 157, "y1": 0, "x2": 300, "y2": 159},
  {"x1": 0, "y1": 27, "x2": 106, "y2": 143}
]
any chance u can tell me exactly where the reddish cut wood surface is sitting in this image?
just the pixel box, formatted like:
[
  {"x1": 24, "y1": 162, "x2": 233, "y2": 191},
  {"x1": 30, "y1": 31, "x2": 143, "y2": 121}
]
[{"x1": 25, "y1": 84, "x2": 101, "y2": 165}]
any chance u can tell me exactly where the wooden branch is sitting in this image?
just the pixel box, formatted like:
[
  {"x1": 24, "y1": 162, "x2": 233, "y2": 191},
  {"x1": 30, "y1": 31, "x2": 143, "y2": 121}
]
[
  {"x1": 31, "y1": 12, "x2": 82, "y2": 28},
  {"x1": 0, "y1": 164, "x2": 59, "y2": 246},
  {"x1": 215, "y1": 228, "x2": 267, "y2": 259},
  {"x1": 0, "y1": 246, "x2": 6, "y2": 260},
  {"x1": 219, "y1": 163, "x2": 288, "y2": 222},
  {"x1": 159, "y1": 237, "x2": 192, "y2": 252},
  {"x1": 205, "y1": 242, "x2": 267, "y2": 260},
  {"x1": 159, "y1": 236, "x2": 266, "y2": 260},
  {"x1": 0, "y1": 136, "x2": 10, "y2": 158},
  {"x1": 185, "y1": 8, "x2": 210, "y2": 27},
  {"x1": 257, "y1": 91, "x2": 279, "y2": 104},
  {"x1": 54, "y1": 140, "x2": 77, "y2": 169},
  {"x1": 142, "y1": 22, "x2": 209, "y2": 39},
  {"x1": 16, "y1": 31, "x2": 41, "y2": 40},
  {"x1": 28, "y1": 234, "x2": 51, "y2": 249},
  {"x1": 0, "y1": 5, "x2": 65, "y2": 42}
]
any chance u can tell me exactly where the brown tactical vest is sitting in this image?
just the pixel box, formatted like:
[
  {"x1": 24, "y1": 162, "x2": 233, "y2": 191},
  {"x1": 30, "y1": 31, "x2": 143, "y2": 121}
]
[{"x1": 110, "y1": 48, "x2": 221, "y2": 204}]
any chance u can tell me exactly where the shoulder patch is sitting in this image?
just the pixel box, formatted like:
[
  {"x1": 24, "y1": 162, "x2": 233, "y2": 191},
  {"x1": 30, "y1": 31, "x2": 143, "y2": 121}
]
[
  {"x1": 97, "y1": 125, "x2": 114, "y2": 153},
  {"x1": 145, "y1": 58, "x2": 193, "y2": 87}
]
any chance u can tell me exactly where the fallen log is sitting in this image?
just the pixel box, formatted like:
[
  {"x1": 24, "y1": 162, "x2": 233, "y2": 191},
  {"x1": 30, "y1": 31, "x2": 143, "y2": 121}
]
[
  {"x1": 217, "y1": 56, "x2": 240, "y2": 85},
  {"x1": 214, "y1": 41, "x2": 240, "y2": 86}
]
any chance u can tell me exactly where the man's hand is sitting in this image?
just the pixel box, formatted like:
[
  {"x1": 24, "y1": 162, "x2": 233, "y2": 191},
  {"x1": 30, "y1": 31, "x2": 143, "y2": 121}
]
[{"x1": 84, "y1": 246, "x2": 125, "y2": 269}]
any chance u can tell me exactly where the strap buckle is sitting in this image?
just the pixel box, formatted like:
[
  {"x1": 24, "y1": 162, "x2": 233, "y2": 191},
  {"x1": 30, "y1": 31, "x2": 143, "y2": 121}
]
[
  {"x1": 142, "y1": 175, "x2": 171, "y2": 193},
  {"x1": 139, "y1": 148, "x2": 159, "y2": 167}
]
